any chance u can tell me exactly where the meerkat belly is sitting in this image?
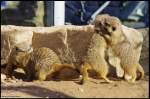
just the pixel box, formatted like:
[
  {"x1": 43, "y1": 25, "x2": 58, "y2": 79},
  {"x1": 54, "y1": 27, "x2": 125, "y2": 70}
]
[
  {"x1": 86, "y1": 49, "x2": 102, "y2": 67},
  {"x1": 86, "y1": 35, "x2": 107, "y2": 70},
  {"x1": 112, "y1": 43, "x2": 139, "y2": 67}
]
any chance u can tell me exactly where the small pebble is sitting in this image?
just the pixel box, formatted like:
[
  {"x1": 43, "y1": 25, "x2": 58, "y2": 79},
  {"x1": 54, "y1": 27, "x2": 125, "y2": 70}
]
[
  {"x1": 5, "y1": 78, "x2": 17, "y2": 83},
  {"x1": 113, "y1": 83, "x2": 118, "y2": 87},
  {"x1": 12, "y1": 76, "x2": 16, "y2": 79},
  {"x1": 1, "y1": 74, "x2": 7, "y2": 81},
  {"x1": 79, "y1": 75, "x2": 82, "y2": 78}
]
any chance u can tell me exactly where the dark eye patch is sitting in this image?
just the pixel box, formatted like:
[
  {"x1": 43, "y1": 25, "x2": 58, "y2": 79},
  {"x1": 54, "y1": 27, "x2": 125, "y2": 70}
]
[
  {"x1": 15, "y1": 47, "x2": 25, "y2": 52},
  {"x1": 95, "y1": 29, "x2": 99, "y2": 33},
  {"x1": 99, "y1": 22, "x2": 102, "y2": 26},
  {"x1": 15, "y1": 47, "x2": 19, "y2": 51},
  {"x1": 112, "y1": 27, "x2": 116, "y2": 31}
]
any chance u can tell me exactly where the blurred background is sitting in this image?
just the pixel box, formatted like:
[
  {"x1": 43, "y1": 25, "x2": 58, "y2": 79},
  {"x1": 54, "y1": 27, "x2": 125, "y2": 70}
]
[{"x1": 1, "y1": 1, "x2": 149, "y2": 28}]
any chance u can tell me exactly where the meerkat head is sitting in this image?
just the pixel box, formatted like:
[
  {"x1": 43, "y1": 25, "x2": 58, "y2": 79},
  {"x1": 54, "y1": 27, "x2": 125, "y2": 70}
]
[
  {"x1": 94, "y1": 14, "x2": 125, "y2": 45},
  {"x1": 9, "y1": 46, "x2": 28, "y2": 66},
  {"x1": 10, "y1": 46, "x2": 32, "y2": 66}
]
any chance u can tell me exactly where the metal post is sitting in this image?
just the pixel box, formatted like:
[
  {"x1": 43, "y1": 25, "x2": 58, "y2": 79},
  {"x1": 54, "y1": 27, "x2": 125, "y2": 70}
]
[{"x1": 54, "y1": 1, "x2": 65, "y2": 26}]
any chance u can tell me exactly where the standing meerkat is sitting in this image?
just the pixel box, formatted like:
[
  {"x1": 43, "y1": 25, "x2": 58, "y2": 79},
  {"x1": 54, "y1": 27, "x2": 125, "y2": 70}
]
[
  {"x1": 95, "y1": 14, "x2": 144, "y2": 83},
  {"x1": 80, "y1": 31, "x2": 113, "y2": 84},
  {"x1": 5, "y1": 47, "x2": 75, "y2": 81}
]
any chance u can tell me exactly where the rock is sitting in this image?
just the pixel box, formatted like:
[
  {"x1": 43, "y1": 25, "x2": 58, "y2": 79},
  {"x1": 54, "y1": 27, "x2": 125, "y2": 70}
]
[
  {"x1": 137, "y1": 28, "x2": 149, "y2": 74},
  {"x1": 6, "y1": 79, "x2": 17, "y2": 83},
  {"x1": 1, "y1": 74, "x2": 7, "y2": 82},
  {"x1": 1, "y1": 74, "x2": 16, "y2": 83}
]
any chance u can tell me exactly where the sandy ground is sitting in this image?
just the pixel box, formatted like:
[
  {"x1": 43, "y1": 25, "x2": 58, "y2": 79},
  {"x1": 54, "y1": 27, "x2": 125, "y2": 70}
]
[{"x1": 1, "y1": 68, "x2": 149, "y2": 98}]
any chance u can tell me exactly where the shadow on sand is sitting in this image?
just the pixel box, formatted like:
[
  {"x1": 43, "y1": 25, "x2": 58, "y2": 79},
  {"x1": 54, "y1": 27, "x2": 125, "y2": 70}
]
[{"x1": 1, "y1": 85, "x2": 74, "y2": 98}]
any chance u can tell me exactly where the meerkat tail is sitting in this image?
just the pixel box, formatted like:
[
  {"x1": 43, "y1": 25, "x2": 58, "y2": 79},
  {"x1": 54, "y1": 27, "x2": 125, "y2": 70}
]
[
  {"x1": 53, "y1": 64, "x2": 76, "y2": 72},
  {"x1": 60, "y1": 64, "x2": 76, "y2": 69},
  {"x1": 137, "y1": 63, "x2": 145, "y2": 79}
]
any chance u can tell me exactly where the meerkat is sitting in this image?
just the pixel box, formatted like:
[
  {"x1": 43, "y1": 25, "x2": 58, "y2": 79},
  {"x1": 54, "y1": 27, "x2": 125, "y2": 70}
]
[
  {"x1": 94, "y1": 14, "x2": 125, "y2": 46},
  {"x1": 5, "y1": 47, "x2": 75, "y2": 81},
  {"x1": 80, "y1": 32, "x2": 113, "y2": 84},
  {"x1": 95, "y1": 14, "x2": 144, "y2": 83},
  {"x1": 4, "y1": 46, "x2": 33, "y2": 78},
  {"x1": 79, "y1": 14, "x2": 123, "y2": 84},
  {"x1": 109, "y1": 39, "x2": 144, "y2": 83},
  {"x1": 1, "y1": 29, "x2": 33, "y2": 65}
]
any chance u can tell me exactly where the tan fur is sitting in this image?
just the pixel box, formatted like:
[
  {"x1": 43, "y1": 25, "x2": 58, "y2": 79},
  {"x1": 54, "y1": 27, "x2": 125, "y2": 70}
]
[
  {"x1": 80, "y1": 33, "x2": 113, "y2": 84},
  {"x1": 94, "y1": 14, "x2": 124, "y2": 45},
  {"x1": 80, "y1": 14, "x2": 124, "y2": 84},
  {"x1": 95, "y1": 14, "x2": 144, "y2": 83},
  {"x1": 111, "y1": 40, "x2": 144, "y2": 83},
  {"x1": 5, "y1": 47, "x2": 75, "y2": 81}
]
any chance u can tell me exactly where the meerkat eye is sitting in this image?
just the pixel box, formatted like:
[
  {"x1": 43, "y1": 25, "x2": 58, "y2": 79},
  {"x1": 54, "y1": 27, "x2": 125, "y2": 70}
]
[
  {"x1": 95, "y1": 29, "x2": 99, "y2": 33},
  {"x1": 15, "y1": 47, "x2": 19, "y2": 51},
  {"x1": 99, "y1": 22, "x2": 102, "y2": 26},
  {"x1": 112, "y1": 27, "x2": 116, "y2": 31},
  {"x1": 95, "y1": 28, "x2": 99, "y2": 33}
]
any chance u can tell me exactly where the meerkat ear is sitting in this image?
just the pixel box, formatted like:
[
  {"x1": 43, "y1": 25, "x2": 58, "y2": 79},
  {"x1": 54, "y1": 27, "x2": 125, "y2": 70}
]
[
  {"x1": 96, "y1": 14, "x2": 110, "y2": 18},
  {"x1": 95, "y1": 14, "x2": 109, "y2": 23}
]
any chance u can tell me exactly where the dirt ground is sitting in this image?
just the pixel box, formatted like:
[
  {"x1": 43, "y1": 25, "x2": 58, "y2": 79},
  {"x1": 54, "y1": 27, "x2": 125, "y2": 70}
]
[{"x1": 1, "y1": 68, "x2": 149, "y2": 98}]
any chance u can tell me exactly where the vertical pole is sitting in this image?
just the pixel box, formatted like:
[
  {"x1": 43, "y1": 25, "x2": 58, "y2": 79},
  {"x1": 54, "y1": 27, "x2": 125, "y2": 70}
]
[{"x1": 54, "y1": 1, "x2": 65, "y2": 26}]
